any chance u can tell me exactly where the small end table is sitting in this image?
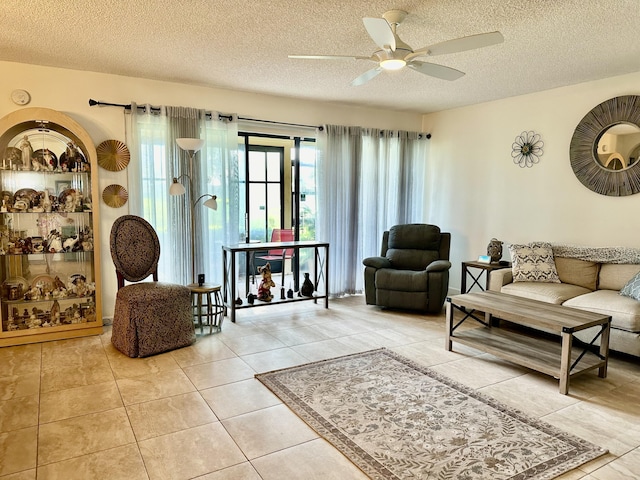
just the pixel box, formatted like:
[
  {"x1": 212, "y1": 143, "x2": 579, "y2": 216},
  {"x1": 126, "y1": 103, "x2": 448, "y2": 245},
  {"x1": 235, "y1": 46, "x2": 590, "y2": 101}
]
[
  {"x1": 461, "y1": 261, "x2": 511, "y2": 294},
  {"x1": 187, "y1": 283, "x2": 224, "y2": 334}
]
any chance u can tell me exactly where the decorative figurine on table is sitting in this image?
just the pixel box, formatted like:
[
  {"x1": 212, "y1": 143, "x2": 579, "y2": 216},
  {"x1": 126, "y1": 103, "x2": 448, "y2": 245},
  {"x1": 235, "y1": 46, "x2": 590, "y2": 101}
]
[
  {"x1": 300, "y1": 272, "x2": 314, "y2": 297},
  {"x1": 487, "y1": 238, "x2": 503, "y2": 263},
  {"x1": 257, "y1": 262, "x2": 276, "y2": 302}
]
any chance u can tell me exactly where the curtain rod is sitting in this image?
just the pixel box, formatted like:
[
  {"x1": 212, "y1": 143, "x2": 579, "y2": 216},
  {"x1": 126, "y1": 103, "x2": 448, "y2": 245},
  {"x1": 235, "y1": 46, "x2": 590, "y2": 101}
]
[{"x1": 88, "y1": 99, "x2": 323, "y2": 131}]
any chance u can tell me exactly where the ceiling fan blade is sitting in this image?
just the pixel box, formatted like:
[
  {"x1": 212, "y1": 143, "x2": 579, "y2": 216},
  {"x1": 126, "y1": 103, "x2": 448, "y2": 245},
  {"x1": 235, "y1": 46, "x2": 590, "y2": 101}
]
[
  {"x1": 408, "y1": 61, "x2": 465, "y2": 81},
  {"x1": 363, "y1": 17, "x2": 396, "y2": 51},
  {"x1": 351, "y1": 67, "x2": 383, "y2": 86},
  {"x1": 289, "y1": 54, "x2": 373, "y2": 61},
  {"x1": 412, "y1": 31, "x2": 504, "y2": 58}
]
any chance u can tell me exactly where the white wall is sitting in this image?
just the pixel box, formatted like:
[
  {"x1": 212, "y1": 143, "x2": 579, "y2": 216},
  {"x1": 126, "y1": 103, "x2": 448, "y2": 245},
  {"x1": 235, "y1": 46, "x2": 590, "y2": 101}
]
[
  {"x1": 422, "y1": 71, "x2": 640, "y2": 294},
  {"x1": 0, "y1": 61, "x2": 423, "y2": 318}
]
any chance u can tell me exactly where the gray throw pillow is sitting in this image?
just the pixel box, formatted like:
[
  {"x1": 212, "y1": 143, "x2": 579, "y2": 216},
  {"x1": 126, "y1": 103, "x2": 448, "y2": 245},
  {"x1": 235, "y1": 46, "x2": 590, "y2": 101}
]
[{"x1": 620, "y1": 271, "x2": 640, "y2": 301}]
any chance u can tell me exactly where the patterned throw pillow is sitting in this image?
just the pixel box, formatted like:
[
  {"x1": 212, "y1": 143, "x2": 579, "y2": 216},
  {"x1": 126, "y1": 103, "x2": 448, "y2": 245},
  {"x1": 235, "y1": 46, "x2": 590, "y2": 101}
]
[
  {"x1": 509, "y1": 242, "x2": 561, "y2": 283},
  {"x1": 620, "y1": 271, "x2": 640, "y2": 301}
]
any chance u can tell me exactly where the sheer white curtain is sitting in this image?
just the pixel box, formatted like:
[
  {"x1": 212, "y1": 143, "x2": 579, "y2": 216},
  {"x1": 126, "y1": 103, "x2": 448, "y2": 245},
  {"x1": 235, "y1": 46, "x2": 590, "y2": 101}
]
[
  {"x1": 126, "y1": 103, "x2": 239, "y2": 285},
  {"x1": 317, "y1": 125, "x2": 429, "y2": 296}
]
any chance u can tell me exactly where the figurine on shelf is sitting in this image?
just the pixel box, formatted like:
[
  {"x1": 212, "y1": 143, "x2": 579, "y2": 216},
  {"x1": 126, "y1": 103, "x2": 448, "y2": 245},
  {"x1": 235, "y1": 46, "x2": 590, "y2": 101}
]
[
  {"x1": 46, "y1": 229, "x2": 63, "y2": 253},
  {"x1": 257, "y1": 262, "x2": 275, "y2": 302},
  {"x1": 300, "y1": 272, "x2": 314, "y2": 297},
  {"x1": 17, "y1": 135, "x2": 32, "y2": 170}
]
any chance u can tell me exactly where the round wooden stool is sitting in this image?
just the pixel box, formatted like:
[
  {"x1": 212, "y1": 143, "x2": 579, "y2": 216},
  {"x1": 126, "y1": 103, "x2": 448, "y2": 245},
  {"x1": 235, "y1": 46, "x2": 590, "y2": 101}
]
[{"x1": 187, "y1": 283, "x2": 224, "y2": 334}]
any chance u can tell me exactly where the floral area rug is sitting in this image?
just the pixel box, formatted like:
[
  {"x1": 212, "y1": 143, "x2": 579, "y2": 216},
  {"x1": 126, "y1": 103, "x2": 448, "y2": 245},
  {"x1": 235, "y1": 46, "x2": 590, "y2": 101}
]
[{"x1": 255, "y1": 348, "x2": 606, "y2": 480}]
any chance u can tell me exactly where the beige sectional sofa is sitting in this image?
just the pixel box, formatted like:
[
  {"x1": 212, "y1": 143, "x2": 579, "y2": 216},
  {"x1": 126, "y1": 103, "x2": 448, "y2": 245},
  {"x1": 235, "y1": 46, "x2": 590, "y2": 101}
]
[{"x1": 489, "y1": 252, "x2": 640, "y2": 358}]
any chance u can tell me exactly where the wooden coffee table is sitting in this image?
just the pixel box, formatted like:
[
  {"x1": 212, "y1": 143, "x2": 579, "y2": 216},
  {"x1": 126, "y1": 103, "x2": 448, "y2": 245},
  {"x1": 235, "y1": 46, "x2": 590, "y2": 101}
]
[{"x1": 445, "y1": 291, "x2": 611, "y2": 395}]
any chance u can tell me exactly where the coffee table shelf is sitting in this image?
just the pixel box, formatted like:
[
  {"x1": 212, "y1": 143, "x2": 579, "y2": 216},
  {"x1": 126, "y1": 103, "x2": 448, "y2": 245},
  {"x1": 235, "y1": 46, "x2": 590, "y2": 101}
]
[{"x1": 451, "y1": 326, "x2": 605, "y2": 380}]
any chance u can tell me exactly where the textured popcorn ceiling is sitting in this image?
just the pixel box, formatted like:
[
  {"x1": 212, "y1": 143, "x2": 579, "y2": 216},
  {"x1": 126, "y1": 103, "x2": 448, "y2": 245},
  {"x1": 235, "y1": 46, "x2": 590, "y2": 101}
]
[{"x1": 1, "y1": 0, "x2": 640, "y2": 114}]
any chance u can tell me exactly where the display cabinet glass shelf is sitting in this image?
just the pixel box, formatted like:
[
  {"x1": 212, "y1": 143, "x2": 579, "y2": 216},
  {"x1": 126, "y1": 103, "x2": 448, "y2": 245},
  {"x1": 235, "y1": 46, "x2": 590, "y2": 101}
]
[{"x1": 0, "y1": 108, "x2": 102, "y2": 346}]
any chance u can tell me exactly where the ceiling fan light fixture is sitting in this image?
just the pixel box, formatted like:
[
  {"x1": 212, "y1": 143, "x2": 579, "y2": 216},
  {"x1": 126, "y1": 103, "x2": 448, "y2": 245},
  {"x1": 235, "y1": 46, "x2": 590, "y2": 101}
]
[{"x1": 380, "y1": 58, "x2": 406, "y2": 71}]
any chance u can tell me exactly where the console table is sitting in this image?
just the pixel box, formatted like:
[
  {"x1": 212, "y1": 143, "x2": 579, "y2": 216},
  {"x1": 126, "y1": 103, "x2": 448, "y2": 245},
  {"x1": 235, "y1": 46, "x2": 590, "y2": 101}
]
[{"x1": 222, "y1": 241, "x2": 329, "y2": 323}]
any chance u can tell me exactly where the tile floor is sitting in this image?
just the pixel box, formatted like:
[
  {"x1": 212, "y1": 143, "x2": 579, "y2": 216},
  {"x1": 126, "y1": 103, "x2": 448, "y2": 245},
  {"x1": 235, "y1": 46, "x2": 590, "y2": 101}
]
[{"x1": 1, "y1": 295, "x2": 639, "y2": 479}]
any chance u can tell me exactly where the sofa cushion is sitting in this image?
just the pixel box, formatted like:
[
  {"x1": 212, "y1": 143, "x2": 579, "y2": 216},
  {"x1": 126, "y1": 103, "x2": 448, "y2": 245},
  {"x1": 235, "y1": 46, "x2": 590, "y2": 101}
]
[
  {"x1": 375, "y1": 268, "x2": 428, "y2": 292},
  {"x1": 509, "y1": 242, "x2": 561, "y2": 283},
  {"x1": 620, "y1": 271, "x2": 640, "y2": 301},
  {"x1": 501, "y1": 282, "x2": 591, "y2": 305},
  {"x1": 598, "y1": 264, "x2": 640, "y2": 290},
  {"x1": 554, "y1": 257, "x2": 599, "y2": 290},
  {"x1": 563, "y1": 290, "x2": 640, "y2": 332}
]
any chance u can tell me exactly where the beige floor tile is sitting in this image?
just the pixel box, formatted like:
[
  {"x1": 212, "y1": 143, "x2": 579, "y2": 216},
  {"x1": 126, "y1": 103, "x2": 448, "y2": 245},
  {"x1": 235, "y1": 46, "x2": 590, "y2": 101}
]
[
  {"x1": 240, "y1": 347, "x2": 309, "y2": 373},
  {"x1": 138, "y1": 422, "x2": 246, "y2": 480},
  {"x1": 479, "y1": 372, "x2": 580, "y2": 417},
  {"x1": 116, "y1": 369, "x2": 196, "y2": 405},
  {"x1": 222, "y1": 404, "x2": 317, "y2": 459},
  {"x1": 41, "y1": 338, "x2": 107, "y2": 371},
  {"x1": 268, "y1": 326, "x2": 333, "y2": 346},
  {"x1": 39, "y1": 381, "x2": 122, "y2": 424},
  {"x1": 168, "y1": 337, "x2": 236, "y2": 367},
  {"x1": 0, "y1": 394, "x2": 38, "y2": 433},
  {"x1": 36, "y1": 444, "x2": 148, "y2": 480},
  {"x1": 0, "y1": 344, "x2": 41, "y2": 377},
  {"x1": 307, "y1": 320, "x2": 371, "y2": 339},
  {"x1": 251, "y1": 438, "x2": 370, "y2": 480},
  {"x1": 220, "y1": 332, "x2": 287, "y2": 356},
  {"x1": 106, "y1": 350, "x2": 181, "y2": 380},
  {"x1": 183, "y1": 357, "x2": 256, "y2": 390},
  {"x1": 0, "y1": 469, "x2": 36, "y2": 479},
  {"x1": 291, "y1": 338, "x2": 362, "y2": 362},
  {"x1": 0, "y1": 373, "x2": 39, "y2": 401},
  {"x1": 40, "y1": 361, "x2": 114, "y2": 394},
  {"x1": 0, "y1": 426, "x2": 37, "y2": 476},
  {"x1": 126, "y1": 391, "x2": 218, "y2": 440},
  {"x1": 201, "y1": 378, "x2": 281, "y2": 420},
  {"x1": 196, "y1": 462, "x2": 262, "y2": 480},
  {"x1": 37, "y1": 408, "x2": 135, "y2": 466},
  {"x1": 429, "y1": 353, "x2": 529, "y2": 388},
  {"x1": 588, "y1": 446, "x2": 640, "y2": 479}
]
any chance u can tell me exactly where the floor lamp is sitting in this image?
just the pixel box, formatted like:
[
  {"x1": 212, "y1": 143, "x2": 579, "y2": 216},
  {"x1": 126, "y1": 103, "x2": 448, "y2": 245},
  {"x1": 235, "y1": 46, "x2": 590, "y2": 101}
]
[{"x1": 170, "y1": 138, "x2": 218, "y2": 284}]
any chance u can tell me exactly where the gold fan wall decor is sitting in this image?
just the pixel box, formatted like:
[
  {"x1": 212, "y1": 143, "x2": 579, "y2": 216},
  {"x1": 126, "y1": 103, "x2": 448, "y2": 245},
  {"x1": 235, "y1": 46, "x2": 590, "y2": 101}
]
[
  {"x1": 97, "y1": 139, "x2": 130, "y2": 171},
  {"x1": 102, "y1": 184, "x2": 128, "y2": 208}
]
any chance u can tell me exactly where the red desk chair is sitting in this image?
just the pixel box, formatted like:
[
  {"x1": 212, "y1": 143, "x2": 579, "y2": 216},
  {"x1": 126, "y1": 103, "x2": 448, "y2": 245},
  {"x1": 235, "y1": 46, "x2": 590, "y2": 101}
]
[{"x1": 254, "y1": 228, "x2": 295, "y2": 285}]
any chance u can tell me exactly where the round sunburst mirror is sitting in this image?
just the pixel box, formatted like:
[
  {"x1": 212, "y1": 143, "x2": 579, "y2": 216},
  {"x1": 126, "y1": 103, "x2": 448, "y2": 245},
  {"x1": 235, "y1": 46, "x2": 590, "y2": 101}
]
[
  {"x1": 96, "y1": 139, "x2": 130, "y2": 171},
  {"x1": 102, "y1": 184, "x2": 128, "y2": 208},
  {"x1": 570, "y1": 95, "x2": 640, "y2": 196}
]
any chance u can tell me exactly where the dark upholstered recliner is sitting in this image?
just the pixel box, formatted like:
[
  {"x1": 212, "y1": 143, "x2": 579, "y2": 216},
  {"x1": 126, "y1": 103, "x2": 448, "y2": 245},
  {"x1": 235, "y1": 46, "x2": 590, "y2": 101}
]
[
  {"x1": 363, "y1": 224, "x2": 452, "y2": 313},
  {"x1": 110, "y1": 215, "x2": 195, "y2": 357}
]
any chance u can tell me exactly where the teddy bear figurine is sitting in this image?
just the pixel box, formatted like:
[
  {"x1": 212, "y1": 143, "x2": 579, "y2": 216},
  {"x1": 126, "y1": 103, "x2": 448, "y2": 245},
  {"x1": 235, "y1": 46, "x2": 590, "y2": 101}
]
[{"x1": 257, "y1": 262, "x2": 276, "y2": 302}]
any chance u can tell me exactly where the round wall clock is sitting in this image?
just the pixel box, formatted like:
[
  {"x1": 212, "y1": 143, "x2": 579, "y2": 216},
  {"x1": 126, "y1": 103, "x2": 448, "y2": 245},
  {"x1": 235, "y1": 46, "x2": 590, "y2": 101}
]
[{"x1": 11, "y1": 89, "x2": 31, "y2": 106}]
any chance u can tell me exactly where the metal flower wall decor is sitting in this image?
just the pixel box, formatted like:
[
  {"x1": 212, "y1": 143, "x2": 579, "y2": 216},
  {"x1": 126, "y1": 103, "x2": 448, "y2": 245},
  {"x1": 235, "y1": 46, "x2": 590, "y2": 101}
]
[{"x1": 511, "y1": 131, "x2": 544, "y2": 168}]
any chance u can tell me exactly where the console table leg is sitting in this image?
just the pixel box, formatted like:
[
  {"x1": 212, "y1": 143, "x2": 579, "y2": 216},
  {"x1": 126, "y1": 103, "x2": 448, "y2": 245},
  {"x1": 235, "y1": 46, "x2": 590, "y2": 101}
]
[
  {"x1": 559, "y1": 331, "x2": 572, "y2": 395},
  {"x1": 445, "y1": 300, "x2": 453, "y2": 351}
]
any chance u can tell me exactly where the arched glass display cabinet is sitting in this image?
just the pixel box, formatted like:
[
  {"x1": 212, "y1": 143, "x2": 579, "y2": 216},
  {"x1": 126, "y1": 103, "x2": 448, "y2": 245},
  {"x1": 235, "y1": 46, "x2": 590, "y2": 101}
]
[
  {"x1": 570, "y1": 95, "x2": 640, "y2": 196},
  {"x1": 0, "y1": 108, "x2": 102, "y2": 346}
]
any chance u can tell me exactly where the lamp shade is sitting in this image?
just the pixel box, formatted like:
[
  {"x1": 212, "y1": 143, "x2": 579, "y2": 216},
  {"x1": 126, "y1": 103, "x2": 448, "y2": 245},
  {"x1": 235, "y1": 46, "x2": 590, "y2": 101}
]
[
  {"x1": 203, "y1": 196, "x2": 218, "y2": 210},
  {"x1": 169, "y1": 178, "x2": 186, "y2": 196},
  {"x1": 176, "y1": 138, "x2": 205, "y2": 153}
]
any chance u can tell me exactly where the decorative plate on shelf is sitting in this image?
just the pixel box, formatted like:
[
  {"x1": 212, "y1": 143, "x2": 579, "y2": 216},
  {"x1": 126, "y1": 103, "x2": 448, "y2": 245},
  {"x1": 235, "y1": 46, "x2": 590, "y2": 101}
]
[
  {"x1": 97, "y1": 140, "x2": 130, "y2": 171},
  {"x1": 58, "y1": 188, "x2": 77, "y2": 204},
  {"x1": 102, "y1": 184, "x2": 128, "y2": 208},
  {"x1": 14, "y1": 188, "x2": 38, "y2": 204},
  {"x1": 32, "y1": 148, "x2": 58, "y2": 170}
]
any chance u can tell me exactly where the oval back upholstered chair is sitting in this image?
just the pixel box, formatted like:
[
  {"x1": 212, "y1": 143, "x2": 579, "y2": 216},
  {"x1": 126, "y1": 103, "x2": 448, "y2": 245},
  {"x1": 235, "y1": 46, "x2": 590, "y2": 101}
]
[
  {"x1": 363, "y1": 224, "x2": 452, "y2": 313},
  {"x1": 110, "y1": 215, "x2": 195, "y2": 357}
]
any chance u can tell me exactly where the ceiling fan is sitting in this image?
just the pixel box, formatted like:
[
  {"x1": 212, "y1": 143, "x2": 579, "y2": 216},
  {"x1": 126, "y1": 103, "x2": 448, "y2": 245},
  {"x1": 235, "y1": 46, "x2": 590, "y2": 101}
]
[{"x1": 289, "y1": 9, "x2": 503, "y2": 86}]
